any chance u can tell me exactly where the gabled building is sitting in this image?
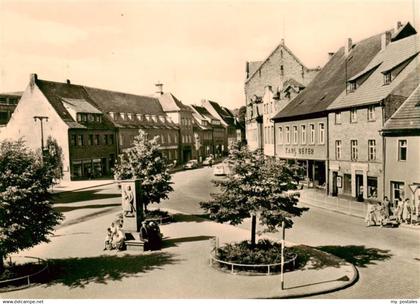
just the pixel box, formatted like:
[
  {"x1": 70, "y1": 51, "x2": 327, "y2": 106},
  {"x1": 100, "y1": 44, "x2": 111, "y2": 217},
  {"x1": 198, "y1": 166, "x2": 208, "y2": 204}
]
[
  {"x1": 381, "y1": 84, "x2": 420, "y2": 206},
  {"x1": 272, "y1": 29, "x2": 384, "y2": 191},
  {"x1": 158, "y1": 89, "x2": 194, "y2": 163},
  {"x1": 190, "y1": 104, "x2": 225, "y2": 158},
  {"x1": 0, "y1": 74, "x2": 180, "y2": 180},
  {"x1": 327, "y1": 25, "x2": 419, "y2": 201},
  {"x1": 0, "y1": 92, "x2": 22, "y2": 126},
  {"x1": 244, "y1": 39, "x2": 320, "y2": 151},
  {"x1": 202, "y1": 99, "x2": 240, "y2": 152}
]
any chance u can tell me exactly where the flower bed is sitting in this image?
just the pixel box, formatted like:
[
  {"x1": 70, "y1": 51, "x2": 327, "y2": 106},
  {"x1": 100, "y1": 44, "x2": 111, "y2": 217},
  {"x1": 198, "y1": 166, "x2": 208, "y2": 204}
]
[{"x1": 212, "y1": 239, "x2": 298, "y2": 275}]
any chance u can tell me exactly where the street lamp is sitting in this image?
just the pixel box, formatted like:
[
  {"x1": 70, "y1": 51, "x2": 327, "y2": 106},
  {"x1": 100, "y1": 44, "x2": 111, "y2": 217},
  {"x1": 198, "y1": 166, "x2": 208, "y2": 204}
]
[{"x1": 33, "y1": 116, "x2": 49, "y2": 155}]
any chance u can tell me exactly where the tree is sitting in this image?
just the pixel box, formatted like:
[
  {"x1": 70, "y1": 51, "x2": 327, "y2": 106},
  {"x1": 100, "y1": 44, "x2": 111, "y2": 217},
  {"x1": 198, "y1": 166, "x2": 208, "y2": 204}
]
[
  {"x1": 42, "y1": 136, "x2": 64, "y2": 183},
  {"x1": 0, "y1": 139, "x2": 63, "y2": 273},
  {"x1": 200, "y1": 143, "x2": 306, "y2": 247},
  {"x1": 113, "y1": 130, "x2": 173, "y2": 212}
]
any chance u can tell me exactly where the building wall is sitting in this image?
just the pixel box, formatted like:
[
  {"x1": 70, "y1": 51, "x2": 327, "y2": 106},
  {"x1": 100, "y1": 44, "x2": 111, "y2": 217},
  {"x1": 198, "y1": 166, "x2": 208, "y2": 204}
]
[
  {"x1": 328, "y1": 105, "x2": 384, "y2": 200},
  {"x1": 245, "y1": 44, "x2": 319, "y2": 151},
  {"x1": 0, "y1": 94, "x2": 19, "y2": 125},
  {"x1": 384, "y1": 135, "x2": 420, "y2": 205},
  {"x1": 0, "y1": 83, "x2": 72, "y2": 180}
]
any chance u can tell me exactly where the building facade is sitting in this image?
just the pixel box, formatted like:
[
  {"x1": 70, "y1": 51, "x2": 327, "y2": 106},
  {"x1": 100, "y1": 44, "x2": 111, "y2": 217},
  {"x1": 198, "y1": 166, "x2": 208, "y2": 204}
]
[
  {"x1": 244, "y1": 39, "x2": 319, "y2": 151},
  {"x1": 382, "y1": 84, "x2": 420, "y2": 207}
]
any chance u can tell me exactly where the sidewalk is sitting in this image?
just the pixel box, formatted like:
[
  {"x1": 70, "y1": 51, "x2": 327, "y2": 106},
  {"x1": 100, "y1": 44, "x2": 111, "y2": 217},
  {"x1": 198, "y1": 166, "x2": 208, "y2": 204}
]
[
  {"x1": 52, "y1": 178, "x2": 116, "y2": 193},
  {"x1": 3, "y1": 208, "x2": 357, "y2": 299},
  {"x1": 299, "y1": 188, "x2": 420, "y2": 230}
]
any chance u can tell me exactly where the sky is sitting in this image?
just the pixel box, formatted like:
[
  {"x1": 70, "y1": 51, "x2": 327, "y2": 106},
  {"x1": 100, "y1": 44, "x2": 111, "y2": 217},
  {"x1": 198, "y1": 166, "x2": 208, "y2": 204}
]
[{"x1": 0, "y1": 0, "x2": 419, "y2": 109}]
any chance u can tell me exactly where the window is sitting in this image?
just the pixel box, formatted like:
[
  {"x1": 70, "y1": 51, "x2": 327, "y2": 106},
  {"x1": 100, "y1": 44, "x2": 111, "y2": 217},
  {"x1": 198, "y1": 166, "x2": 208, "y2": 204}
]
[
  {"x1": 71, "y1": 135, "x2": 77, "y2": 146},
  {"x1": 285, "y1": 126, "x2": 290, "y2": 144},
  {"x1": 270, "y1": 126, "x2": 274, "y2": 144},
  {"x1": 94, "y1": 134, "x2": 100, "y2": 145},
  {"x1": 168, "y1": 134, "x2": 171, "y2": 144},
  {"x1": 309, "y1": 124, "x2": 315, "y2": 144},
  {"x1": 109, "y1": 112, "x2": 115, "y2": 120},
  {"x1": 136, "y1": 114, "x2": 142, "y2": 121},
  {"x1": 318, "y1": 123, "x2": 325, "y2": 144},
  {"x1": 293, "y1": 126, "x2": 298, "y2": 144},
  {"x1": 161, "y1": 134, "x2": 165, "y2": 144},
  {"x1": 104, "y1": 134, "x2": 108, "y2": 145},
  {"x1": 81, "y1": 114, "x2": 87, "y2": 122},
  {"x1": 301, "y1": 125, "x2": 306, "y2": 144},
  {"x1": 77, "y1": 113, "x2": 82, "y2": 122},
  {"x1": 109, "y1": 134, "x2": 114, "y2": 145},
  {"x1": 384, "y1": 73, "x2": 391, "y2": 85},
  {"x1": 88, "y1": 134, "x2": 93, "y2": 145},
  {"x1": 368, "y1": 140, "x2": 376, "y2": 161},
  {"x1": 120, "y1": 113, "x2": 125, "y2": 120},
  {"x1": 335, "y1": 112, "x2": 341, "y2": 124},
  {"x1": 391, "y1": 181, "x2": 404, "y2": 203},
  {"x1": 88, "y1": 114, "x2": 94, "y2": 122},
  {"x1": 280, "y1": 65, "x2": 284, "y2": 76},
  {"x1": 351, "y1": 140, "x2": 358, "y2": 160},
  {"x1": 127, "y1": 113, "x2": 133, "y2": 120},
  {"x1": 368, "y1": 106, "x2": 375, "y2": 121},
  {"x1": 335, "y1": 140, "x2": 342, "y2": 159},
  {"x1": 278, "y1": 127, "x2": 283, "y2": 144},
  {"x1": 398, "y1": 140, "x2": 407, "y2": 161},
  {"x1": 77, "y1": 135, "x2": 84, "y2": 146},
  {"x1": 367, "y1": 177, "x2": 378, "y2": 199},
  {"x1": 350, "y1": 109, "x2": 357, "y2": 123}
]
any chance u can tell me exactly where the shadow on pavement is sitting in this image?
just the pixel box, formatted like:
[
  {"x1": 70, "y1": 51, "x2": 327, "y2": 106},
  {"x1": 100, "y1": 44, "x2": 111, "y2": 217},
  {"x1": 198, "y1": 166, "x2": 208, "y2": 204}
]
[
  {"x1": 54, "y1": 203, "x2": 121, "y2": 213},
  {"x1": 162, "y1": 235, "x2": 214, "y2": 248},
  {"x1": 42, "y1": 252, "x2": 178, "y2": 288},
  {"x1": 58, "y1": 207, "x2": 120, "y2": 228},
  {"x1": 172, "y1": 213, "x2": 211, "y2": 223},
  {"x1": 316, "y1": 245, "x2": 392, "y2": 268},
  {"x1": 52, "y1": 189, "x2": 120, "y2": 204}
]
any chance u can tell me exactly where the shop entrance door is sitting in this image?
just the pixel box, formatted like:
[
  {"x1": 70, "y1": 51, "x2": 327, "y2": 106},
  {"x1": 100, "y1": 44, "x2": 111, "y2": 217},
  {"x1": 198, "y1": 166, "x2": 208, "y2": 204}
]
[
  {"x1": 332, "y1": 171, "x2": 338, "y2": 196},
  {"x1": 356, "y1": 174, "x2": 364, "y2": 201}
]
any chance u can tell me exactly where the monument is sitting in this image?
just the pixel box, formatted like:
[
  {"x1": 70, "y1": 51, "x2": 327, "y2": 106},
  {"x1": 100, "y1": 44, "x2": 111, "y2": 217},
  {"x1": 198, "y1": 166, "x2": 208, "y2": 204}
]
[{"x1": 120, "y1": 180, "x2": 143, "y2": 232}]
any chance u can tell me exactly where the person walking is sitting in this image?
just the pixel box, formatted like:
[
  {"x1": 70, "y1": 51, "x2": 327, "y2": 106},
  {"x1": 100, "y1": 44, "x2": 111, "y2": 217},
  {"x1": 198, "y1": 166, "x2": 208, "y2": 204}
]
[
  {"x1": 402, "y1": 198, "x2": 411, "y2": 224},
  {"x1": 365, "y1": 202, "x2": 376, "y2": 226},
  {"x1": 396, "y1": 197, "x2": 404, "y2": 223},
  {"x1": 382, "y1": 196, "x2": 390, "y2": 219}
]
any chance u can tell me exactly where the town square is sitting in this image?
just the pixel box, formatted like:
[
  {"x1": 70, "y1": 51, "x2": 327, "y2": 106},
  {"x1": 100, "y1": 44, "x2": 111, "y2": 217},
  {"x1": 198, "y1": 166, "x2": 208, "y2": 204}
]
[{"x1": 0, "y1": 0, "x2": 419, "y2": 302}]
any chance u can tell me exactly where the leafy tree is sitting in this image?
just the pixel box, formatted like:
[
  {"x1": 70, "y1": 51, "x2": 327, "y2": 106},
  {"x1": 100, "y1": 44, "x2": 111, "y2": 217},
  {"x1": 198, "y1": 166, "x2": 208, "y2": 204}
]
[
  {"x1": 0, "y1": 140, "x2": 63, "y2": 273},
  {"x1": 200, "y1": 143, "x2": 306, "y2": 247},
  {"x1": 42, "y1": 136, "x2": 64, "y2": 183},
  {"x1": 113, "y1": 130, "x2": 173, "y2": 212}
]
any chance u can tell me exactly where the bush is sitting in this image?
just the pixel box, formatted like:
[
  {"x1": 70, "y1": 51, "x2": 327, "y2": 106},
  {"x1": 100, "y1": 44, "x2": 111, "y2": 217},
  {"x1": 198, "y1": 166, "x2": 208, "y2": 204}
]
[{"x1": 215, "y1": 239, "x2": 298, "y2": 273}]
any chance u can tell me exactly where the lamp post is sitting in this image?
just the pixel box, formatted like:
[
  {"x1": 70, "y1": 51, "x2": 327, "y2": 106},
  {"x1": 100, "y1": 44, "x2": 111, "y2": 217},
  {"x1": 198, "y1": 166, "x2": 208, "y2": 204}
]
[{"x1": 33, "y1": 116, "x2": 49, "y2": 156}]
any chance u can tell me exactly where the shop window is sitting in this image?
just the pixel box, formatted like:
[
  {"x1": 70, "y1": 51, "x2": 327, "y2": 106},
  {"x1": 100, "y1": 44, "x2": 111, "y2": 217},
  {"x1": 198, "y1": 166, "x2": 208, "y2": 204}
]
[
  {"x1": 398, "y1": 140, "x2": 407, "y2": 161},
  {"x1": 368, "y1": 139, "x2": 376, "y2": 161},
  {"x1": 77, "y1": 135, "x2": 84, "y2": 146},
  {"x1": 391, "y1": 181, "x2": 404, "y2": 204},
  {"x1": 367, "y1": 177, "x2": 378, "y2": 199},
  {"x1": 88, "y1": 134, "x2": 93, "y2": 145}
]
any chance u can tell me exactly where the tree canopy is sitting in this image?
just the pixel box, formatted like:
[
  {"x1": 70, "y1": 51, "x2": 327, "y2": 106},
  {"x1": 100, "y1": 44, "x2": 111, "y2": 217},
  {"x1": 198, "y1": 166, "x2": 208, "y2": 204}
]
[
  {"x1": 0, "y1": 139, "x2": 63, "y2": 272},
  {"x1": 42, "y1": 136, "x2": 64, "y2": 183},
  {"x1": 113, "y1": 130, "x2": 173, "y2": 211},
  {"x1": 200, "y1": 143, "x2": 306, "y2": 245}
]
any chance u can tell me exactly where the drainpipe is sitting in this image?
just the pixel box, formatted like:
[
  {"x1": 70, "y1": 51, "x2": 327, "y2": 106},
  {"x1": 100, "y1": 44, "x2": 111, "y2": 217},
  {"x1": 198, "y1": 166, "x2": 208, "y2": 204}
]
[{"x1": 381, "y1": 101, "x2": 386, "y2": 200}]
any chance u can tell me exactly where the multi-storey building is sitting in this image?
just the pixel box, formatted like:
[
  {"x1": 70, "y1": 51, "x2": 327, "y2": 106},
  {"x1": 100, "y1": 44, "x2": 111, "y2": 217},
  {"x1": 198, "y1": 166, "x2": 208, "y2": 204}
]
[
  {"x1": 0, "y1": 74, "x2": 180, "y2": 180},
  {"x1": 158, "y1": 90, "x2": 194, "y2": 163},
  {"x1": 190, "y1": 104, "x2": 225, "y2": 158},
  {"x1": 190, "y1": 106, "x2": 213, "y2": 161},
  {"x1": 382, "y1": 84, "x2": 420, "y2": 207},
  {"x1": 244, "y1": 39, "x2": 319, "y2": 151},
  {"x1": 0, "y1": 92, "x2": 21, "y2": 126},
  {"x1": 272, "y1": 30, "x2": 384, "y2": 191},
  {"x1": 327, "y1": 27, "x2": 419, "y2": 201}
]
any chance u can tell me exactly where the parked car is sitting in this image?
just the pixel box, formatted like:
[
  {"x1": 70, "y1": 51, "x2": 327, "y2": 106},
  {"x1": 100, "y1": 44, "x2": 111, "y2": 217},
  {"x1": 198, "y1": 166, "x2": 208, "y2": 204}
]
[
  {"x1": 183, "y1": 160, "x2": 199, "y2": 170},
  {"x1": 202, "y1": 156, "x2": 214, "y2": 166},
  {"x1": 213, "y1": 163, "x2": 225, "y2": 176}
]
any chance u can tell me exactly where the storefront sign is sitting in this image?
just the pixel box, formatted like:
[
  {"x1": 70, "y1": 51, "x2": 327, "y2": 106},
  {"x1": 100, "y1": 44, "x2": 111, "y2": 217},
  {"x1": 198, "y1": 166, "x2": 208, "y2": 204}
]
[{"x1": 285, "y1": 147, "x2": 315, "y2": 156}]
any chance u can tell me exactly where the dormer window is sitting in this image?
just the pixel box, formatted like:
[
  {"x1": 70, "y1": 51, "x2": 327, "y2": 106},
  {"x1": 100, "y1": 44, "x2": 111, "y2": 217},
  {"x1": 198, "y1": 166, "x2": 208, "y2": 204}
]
[
  {"x1": 120, "y1": 113, "x2": 125, "y2": 120},
  {"x1": 348, "y1": 81, "x2": 357, "y2": 92},
  {"x1": 127, "y1": 113, "x2": 133, "y2": 120},
  {"x1": 88, "y1": 114, "x2": 94, "y2": 122},
  {"x1": 384, "y1": 73, "x2": 392, "y2": 85},
  {"x1": 109, "y1": 112, "x2": 115, "y2": 120},
  {"x1": 95, "y1": 115, "x2": 102, "y2": 123}
]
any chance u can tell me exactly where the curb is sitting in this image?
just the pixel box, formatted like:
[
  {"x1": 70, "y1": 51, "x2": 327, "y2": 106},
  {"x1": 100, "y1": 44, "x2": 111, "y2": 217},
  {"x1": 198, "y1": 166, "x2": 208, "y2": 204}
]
[{"x1": 51, "y1": 181, "x2": 116, "y2": 194}]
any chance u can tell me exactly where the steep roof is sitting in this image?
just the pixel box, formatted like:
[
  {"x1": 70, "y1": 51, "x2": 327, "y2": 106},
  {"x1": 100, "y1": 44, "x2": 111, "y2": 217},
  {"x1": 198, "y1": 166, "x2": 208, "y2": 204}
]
[
  {"x1": 245, "y1": 41, "x2": 319, "y2": 84},
  {"x1": 190, "y1": 104, "x2": 218, "y2": 121},
  {"x1": 328, "y1": 34, "x2": 420, "y2": 111},
  {"x1": 36, "y1": 78, "x2": 176, "y2": 130},
  {"x1": 272, "y1": 32, "x2": 382, "y2": 121},
  {"x1": 206, "y1": 100, "x2": 236, "y2": 128},
  {"x1": 158, "y1": 92, "x2": 191, "y2": 112},
  {"x1": 61, "y1": 97, "x2": 102, "y2": 114},
  {"x1": 383, "y1": 84, "x2": 420, "y2": 131}
]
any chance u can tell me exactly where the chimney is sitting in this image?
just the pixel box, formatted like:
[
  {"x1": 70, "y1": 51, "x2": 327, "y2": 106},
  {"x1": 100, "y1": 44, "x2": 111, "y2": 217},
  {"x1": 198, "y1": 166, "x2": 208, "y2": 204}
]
[
  {"x1": 246, "y1": 61, "x2": 249, "y2": 78},
  {"x1": 381, "y1": 31, "x2": 392, "y2": 50},
  {"x1": 29, "y1": 73, "x2": 38, "y2": 89},
  {"x1": 397, "y1": 21, "x2": 403, "y2": 30},
  {"x1": 328, "y1": 52, "x2": 335, "y2": 60},
  {"x1": 66, "y1": 79, "x2": 71, "y2": 84},
  {"x1": 281, "y1": 38, "x2": 285, "y2": 45},
  {"x1": 155, "y1": 82, "x2": 163, "y2": 95},
  {"x1": 344, "y1": 38, "x2": 352, "y2": 56}
]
